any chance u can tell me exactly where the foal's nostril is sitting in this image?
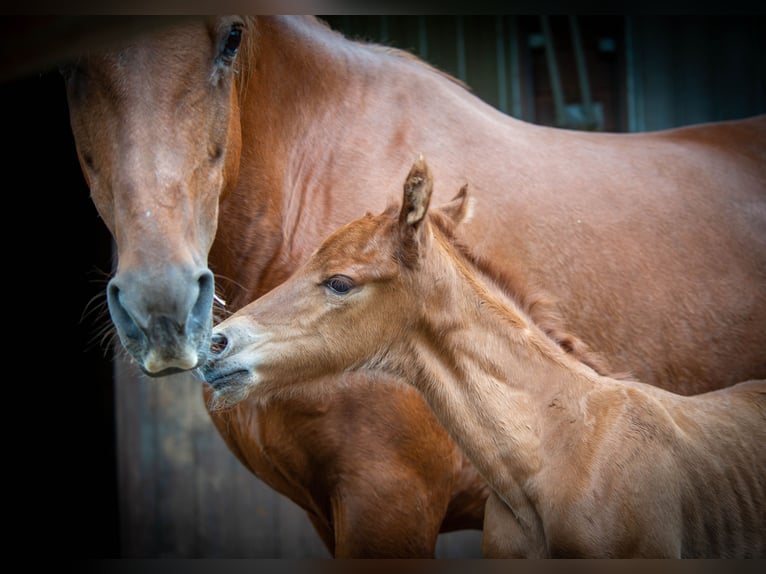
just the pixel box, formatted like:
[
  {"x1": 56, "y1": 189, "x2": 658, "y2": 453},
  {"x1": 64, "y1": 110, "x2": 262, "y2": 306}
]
[{"x1": 210, "y1": 332, "x2": 229, "y2": 356}]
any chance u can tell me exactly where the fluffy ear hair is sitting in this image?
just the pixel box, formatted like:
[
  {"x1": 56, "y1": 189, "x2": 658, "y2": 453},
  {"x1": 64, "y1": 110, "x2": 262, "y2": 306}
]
[
  {"x1": 438, "y1": 184, "x2": 475, "y2": 227},
  {"x1": 397, "y1": 156, "x2": 433, "y2": 266},
  {"x1": 399, "y1": 156, "x2": 433, "y2": 227}
]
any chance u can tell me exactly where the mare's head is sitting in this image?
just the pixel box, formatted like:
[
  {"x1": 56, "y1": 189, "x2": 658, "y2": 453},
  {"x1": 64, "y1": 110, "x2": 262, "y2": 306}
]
[
  {"x1": 63, "y1": 17, "x2": 248, "y2": 375},
  {"x1": 200, "y1": 157, "x2": 471, "y2": 408}
]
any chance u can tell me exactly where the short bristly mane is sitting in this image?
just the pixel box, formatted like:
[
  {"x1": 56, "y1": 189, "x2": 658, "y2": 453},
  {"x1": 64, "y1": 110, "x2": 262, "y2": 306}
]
[
  {"x1": 237, "y1": 16, "x2": 472, "y2": 102},
  {"x1": 424, "y1": 205, "x2": 623, "y2": 379},
  {"x1": 365, "y1": 44, "x2": 473, "y2": 92}
]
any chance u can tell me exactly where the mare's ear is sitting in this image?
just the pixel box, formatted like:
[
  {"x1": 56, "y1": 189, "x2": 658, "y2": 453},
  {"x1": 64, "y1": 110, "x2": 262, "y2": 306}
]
[
  {"x1": 397, "y1": 156, "x2": 433, "y2": 265},
  {"x1": 399, "y1": 156, "x2": 433, "y2": 228},
  {"x1": 438, "y1": 184, "x2": 474, "y2": 227}
]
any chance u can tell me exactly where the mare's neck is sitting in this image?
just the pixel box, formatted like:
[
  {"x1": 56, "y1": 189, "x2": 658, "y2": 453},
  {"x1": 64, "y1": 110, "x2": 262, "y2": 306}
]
[
  {"x1": 391, "y1": 228, "x2": 601, "y2": 493},
  {"x1": 216, "y1": 16, "x2": 387, "y2": 303},
  {"x1": 216, "y1": 16, "x2": 526, "y2": 307}
]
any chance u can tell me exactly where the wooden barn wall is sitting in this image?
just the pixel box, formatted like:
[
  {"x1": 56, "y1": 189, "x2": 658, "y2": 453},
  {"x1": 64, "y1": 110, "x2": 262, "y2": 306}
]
[
  {"x1": 625, "y1": 15, "x2": 765, "y2": 131},
  {"x1": 324, "y1": 15, "x2": 765, "y2": 131},
  {"x1": 99, "y1": 15, "x2": 764, "y2": 559}
]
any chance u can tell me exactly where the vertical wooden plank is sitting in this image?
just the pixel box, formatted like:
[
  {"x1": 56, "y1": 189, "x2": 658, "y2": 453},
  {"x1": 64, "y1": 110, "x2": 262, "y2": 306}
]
[
  {"x1": 624, "y1": 16, "x2": 644, "y2": 132},
  {"x1": 379, "y1": 16, "x2": 389, "y2": 44},
  {"x1": 116, "y1": 362, "x2": 206, "y2": 556},
  {"x1": 155, "y1": 373, "x2": 205, "y2": 556},
  {"x1": 455, "y1": 16, "x2": 467, "y2": 83},
  {"x1": 417, "y1": 16, "x2": 428, "y2": 60},
  {"x1": 540, "y1": 15, "x2": 566, "y2": 127},
  {"x1": 508, "y1": 16, "x2": 524, "y2": 119},
  {"x1": 569, "y1": 15, "x2": 596, "y2": 128},
  {"x1": 674, "y1": 16, "x2": 713, "y2": 126},
  {"x1": 711, "y1": 17, "x2": 766, "y2": 121},
  {"x1": 518, "y1": 16, "x2": 539, "y2": 124},
  {"x1": 115, "y1": 355, "x2": 158, "y2": 557},
  {"x1": 494, "y1": 16, "x2": 508, "y2": 114},
  {"x1": 420, "y1": 15, "x2": 458, "y2": 78},
  {"x1": 633, "y1": 16, "x2": 676, "y2": 131},
  {"x1": 463, "y1": 16, "x2": 502, "y2": 112}
]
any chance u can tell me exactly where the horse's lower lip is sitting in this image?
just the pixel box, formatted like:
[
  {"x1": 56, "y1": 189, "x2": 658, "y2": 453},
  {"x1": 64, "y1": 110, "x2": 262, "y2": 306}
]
[
  {"x1": 141, "y1": 365, "x2": 192, "y2": 378},
  {"x1": 203, "y1": 369, "x2": 249, "y2": 390}
]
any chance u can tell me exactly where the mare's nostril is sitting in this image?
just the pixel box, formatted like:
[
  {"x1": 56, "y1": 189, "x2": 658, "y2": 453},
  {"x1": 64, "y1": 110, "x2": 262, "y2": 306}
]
[
  {"x1": 210, "y1": 332, "x2": 229, "y2": 356},
  {"x1": 106, "y1": 279, "x2": 142, "y2": 340}
]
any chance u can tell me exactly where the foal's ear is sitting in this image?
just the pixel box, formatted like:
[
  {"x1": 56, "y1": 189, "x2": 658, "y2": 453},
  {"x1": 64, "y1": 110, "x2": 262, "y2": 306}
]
[
  {"x1": 399, "y1": 156, "x2": 433, "y2": 229},
  {"x1": 438, "y1": 184, "x2": 475, "y2": 227},
  {"x1": 397, "y1": 156, "x2": 433, "y2": 266}
]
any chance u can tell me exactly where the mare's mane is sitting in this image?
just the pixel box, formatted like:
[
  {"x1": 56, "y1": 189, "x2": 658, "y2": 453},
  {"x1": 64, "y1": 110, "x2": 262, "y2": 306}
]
[
  {"x1": 395, "y1": 202, "x2": 621, "y2": 378},
  {"x1": 364, "y1": 43, "x2": 472, "y2": 92},
  {"x1": 235, "y1": 16, "x2": 471, "y2": 105}
]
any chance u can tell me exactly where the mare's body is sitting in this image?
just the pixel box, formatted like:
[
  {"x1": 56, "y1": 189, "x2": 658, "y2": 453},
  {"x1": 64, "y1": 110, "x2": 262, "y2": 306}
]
[
  {"x1": 63, "y1": 16, "x2": 766, "y2": 556},
  {"x1": 203, "y1": 159, "x2": 766, "y2": 557}
]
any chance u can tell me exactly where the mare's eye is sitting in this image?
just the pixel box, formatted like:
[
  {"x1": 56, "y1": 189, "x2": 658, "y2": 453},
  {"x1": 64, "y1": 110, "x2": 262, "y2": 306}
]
[
  {"x1": 325, "y1": 275, "x2": 355, "y2": 295},
  {"x1": 220, "y1": 27, "x2": 242, "y2": 64}
]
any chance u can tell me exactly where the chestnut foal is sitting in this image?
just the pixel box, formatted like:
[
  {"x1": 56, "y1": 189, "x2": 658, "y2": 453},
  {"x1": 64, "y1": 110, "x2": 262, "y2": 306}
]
[{"x1": 201, "y1": 159, "x2": 766, "y2": 558}]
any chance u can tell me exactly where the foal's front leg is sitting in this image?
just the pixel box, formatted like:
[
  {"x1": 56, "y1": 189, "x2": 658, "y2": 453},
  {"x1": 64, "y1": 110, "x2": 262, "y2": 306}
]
[{"x1": 482, "y1": 491, "x2": 547, "y2": 557}]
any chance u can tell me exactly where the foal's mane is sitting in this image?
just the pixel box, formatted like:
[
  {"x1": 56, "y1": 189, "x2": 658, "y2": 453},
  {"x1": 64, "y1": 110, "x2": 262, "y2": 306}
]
[{"x1": 425, "y1": 207, "x2": 619, "y2": 378}]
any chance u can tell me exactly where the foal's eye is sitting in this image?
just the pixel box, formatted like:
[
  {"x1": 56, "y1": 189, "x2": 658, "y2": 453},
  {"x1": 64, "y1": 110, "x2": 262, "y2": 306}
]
[
  {"x1": 219, "y1": 27, "x2": 242, "y2": 64},
  {"x1": 325, "y1": 275, "x2": 355, "y2": 295}
]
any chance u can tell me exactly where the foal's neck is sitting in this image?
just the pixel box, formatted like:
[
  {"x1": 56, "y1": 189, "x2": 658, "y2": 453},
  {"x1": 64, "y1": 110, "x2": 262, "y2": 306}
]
[{"x1": 394, "y1": 227, "x2": 601, "y2": 490}]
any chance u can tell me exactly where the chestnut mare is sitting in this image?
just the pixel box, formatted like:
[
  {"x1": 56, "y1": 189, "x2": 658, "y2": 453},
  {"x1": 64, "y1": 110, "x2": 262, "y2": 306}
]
[
  {"x1": 202, "y1": 158, "x2": 766, "y2": 558},
  {"x1": 63, "y1": 16, "x2": 766, "y2": 557}
]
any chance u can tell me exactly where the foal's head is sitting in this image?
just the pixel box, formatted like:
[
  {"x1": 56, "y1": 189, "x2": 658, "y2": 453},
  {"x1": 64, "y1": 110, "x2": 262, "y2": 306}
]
[{"x1": 201, "y1": 157, "x2": 472, "y2": 407}]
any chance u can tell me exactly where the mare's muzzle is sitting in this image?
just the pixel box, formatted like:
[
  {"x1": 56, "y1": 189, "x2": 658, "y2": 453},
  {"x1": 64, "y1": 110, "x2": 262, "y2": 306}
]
[{"x1": 106, "y1": 265, "x2": 215, "y2": 376}]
